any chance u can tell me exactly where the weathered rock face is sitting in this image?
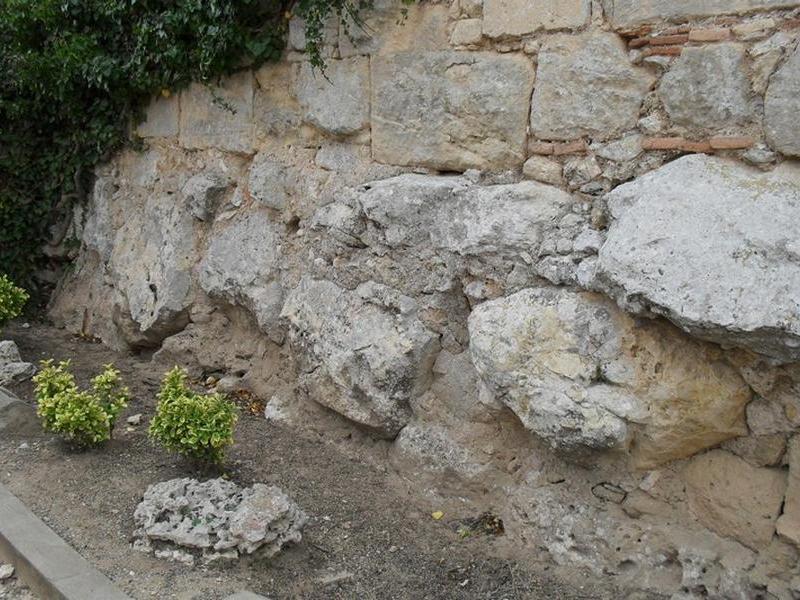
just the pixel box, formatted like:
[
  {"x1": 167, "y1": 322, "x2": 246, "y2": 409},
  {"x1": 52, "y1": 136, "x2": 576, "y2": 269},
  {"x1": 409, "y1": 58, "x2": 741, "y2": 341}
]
[
  {"x1": 530, "y1": 32, "x2": 654, "y2": 141},
  {"x1": 482, "y1": 0, "x2": 589, "y2": 38},
  {"x1": 597, "y1": 155, "x2": 800, "y2": 363},
  {"x1": 765, "y1": 44, "x2": 800, "y2": 157},
  {"x1": 48, "y1": 2, "x2": 800, "y2": 596},
  {"x1": 198, "y1": 212, "x2": 284, "y2": 342},
  {"x1": 684, "y1": 450, "x2": 786, "y2": 550},
  {"x1": 133, "y1": 478, "x2": 307, "y2": 562},
  {"x1": 371, "y1": 51, "x2": 535, "y2": 170},
  {"x1": 469, "y1": 287, "x2": 750, "y2": 464},
  {"x1": 281, "y1": 278, "x2": 440, "y2": 437},
  {"x1": 777, "y1": 436, "x2": 800, "y2": 545},
  {"x1": 659, "y1": 44, "x2": 753, "y2": 131}
]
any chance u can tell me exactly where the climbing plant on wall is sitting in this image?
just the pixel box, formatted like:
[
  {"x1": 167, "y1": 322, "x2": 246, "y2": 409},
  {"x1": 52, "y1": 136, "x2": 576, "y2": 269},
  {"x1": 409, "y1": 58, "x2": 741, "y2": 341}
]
[{"x1": 0, "y1": 0, "x2": 379, "y2": 291}]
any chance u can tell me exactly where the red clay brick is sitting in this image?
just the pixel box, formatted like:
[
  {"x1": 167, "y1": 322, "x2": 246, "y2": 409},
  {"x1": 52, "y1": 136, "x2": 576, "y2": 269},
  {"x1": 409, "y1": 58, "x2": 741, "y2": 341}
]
[
  {"x1": 642, "y1": 46, "x2": 683, "y2": 57},
  {"x1": 629, "y1": 37, "x2": 651, "y2": 48},
  {"x1": 709, "y1": 136, "x2": 755, "y2": 150},
  {"x1": 680, "y1": 141, "x2": 713, "y2": 153},
  {"x1": 781, "y1": 18, "x2": 800, "y2": 30},
  {"x1": 648, "y1": 34, "x2": 690, "y2": 46},
  {"x1": 529, "y1": 141, "x2": 555, "y2": 155},
  {"x1": 663, "y1": 24, "x2": 691, "y2": 35},
  {"x1": 642, "y1": 137, "x2": 685, "y2": 151},
  {"x1": 619, "y1": 25, "x2": 653, "y2": 38},
  {"x1": 553, "y1": 140, "x2": 587, "y2": 155},
  {"x1": 688, "y1": 28, "x2": 732, "y2": 42}
]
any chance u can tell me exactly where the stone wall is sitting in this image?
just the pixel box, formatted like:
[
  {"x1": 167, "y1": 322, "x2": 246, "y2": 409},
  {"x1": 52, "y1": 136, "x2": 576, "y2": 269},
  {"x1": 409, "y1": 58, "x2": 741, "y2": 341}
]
[{"x1": 49, "y1": 0, "x2": 800, "y2": 596}]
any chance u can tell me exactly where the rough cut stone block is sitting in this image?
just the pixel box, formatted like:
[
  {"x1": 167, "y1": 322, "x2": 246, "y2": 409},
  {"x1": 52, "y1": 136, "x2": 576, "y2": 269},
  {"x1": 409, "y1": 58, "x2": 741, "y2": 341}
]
[
  {"x1": 469, "y1": 287, "x2": 750, "y2": 464},
  {"x1": 136, "y1": 94, "x2": 179, "y2": 138},
  {"x1": 372, "y1": 51, "x2": 535, "y2": 170},
  {"x1": 179, "y1": 72, "x2": 254, "y2": 153},
  {"x1": 530, "y1": 32, "x2": 654, "y2": 141},
  {"x1": 295, "y1": 57, "x2": 370, "y2": 136},
  {"x1": 483, "y1": 0, "x2": 589, "y2": 38},
  {"x1": 609, "y1": 0, "x2": 800, "y2": 29},
  {"x1": 659, "y1": 44, "x2": 753, "y2": 131},
  {"x1": 765, "y1": 44, "x2": 800, "y2": 157},
  {"x1": 684, "y1": 450, "x2": 786, "y2": 550},
  {"x1": 597, "y1": 154, "x2": 800, "y2": 363}
]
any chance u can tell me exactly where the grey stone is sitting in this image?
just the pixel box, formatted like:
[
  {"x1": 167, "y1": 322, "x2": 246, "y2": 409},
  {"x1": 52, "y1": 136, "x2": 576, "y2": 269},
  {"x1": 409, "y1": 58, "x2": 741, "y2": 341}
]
[
  {"x1": 372, "y1": 51, "x2": 535, "y2": 170},
  {"x1": 281, "y1": 278, "x2": 440, "y2": 438},
  {"x1": 563, "y1": 156, "x2": 601, "y2": 189},
  {"x1": 531, "y1": 32, "x2": 654, "y2": 141},
  {"x1": 609, "y1": 0, "x2": 800, "y2": 28},
  {"x1": 596, "y1": 154, "x2": 800, "y2": 362},
  {"x1": 765, "y1": 43, "x2": 800, "y2": 157},
  {"x1": 179, "y1": 72, "x2": 254, "y2": 153},
  {"x1": 482, "y1": 0, "x2": 589, "y2": 38},
  {"x1": 247, "y1": 154, "x2": 290, "y2": 210},
  {"x1": 659, "y1": 44, "x2": 753, "y2": 132},
  {"x1": 592, "y1": 134, "x2": 643, "y2": 162},
  {"x1": 133, "y1": 478, "x2": 306, "y2": 560},
  {"x1": 295, "y1": 58, "x2": 369, "y2": 136},
  {"x1": 0, "y1": 341, "x2": 35, "y2": 386},
  {"x1": 749, "y1": 32, "x2": 792, "y2": 95},
  {"x1": 198, "y1": 212, "x2": 284, "y2": 342},
  {"x1": 468, "y1": 287, "x2": 749, "y2": 463},
  {"x1": 182, "y1": 173, "x2": 228, "y2": 221},
  {"x1": 0, "y1": 387, "x2": 38, "y2": 435},
  {"x1": 0, "y1": 564, "x2": 13, "y2": 580}
]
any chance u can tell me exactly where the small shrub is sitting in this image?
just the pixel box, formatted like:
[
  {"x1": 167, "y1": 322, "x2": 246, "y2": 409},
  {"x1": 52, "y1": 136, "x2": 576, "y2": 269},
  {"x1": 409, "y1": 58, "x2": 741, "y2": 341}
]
[
  {"x1": 149, "y1": 367, "x2": 238, "y2": 465},
  {"x1": 0, "y1": 274, "x2": 28, "y2": 327},
  {"x1": 34, "y1": 360, "x2": 129, "y2": 447}
]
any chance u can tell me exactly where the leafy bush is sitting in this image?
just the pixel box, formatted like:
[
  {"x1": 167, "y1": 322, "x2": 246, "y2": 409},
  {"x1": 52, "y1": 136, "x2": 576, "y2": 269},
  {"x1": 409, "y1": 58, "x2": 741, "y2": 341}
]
[
  {"x1": 149, "y1": 367, "x2": 238, "y2": 464},
  {"x1": 34, "y1": 360, "x2": 129, "y2": 447},
  {"x1": 0, "y1": 0, "x2": 384, "y2": 287},
  {"x1": 0, "y1": 275, "x2": 28, "y2": 327}
]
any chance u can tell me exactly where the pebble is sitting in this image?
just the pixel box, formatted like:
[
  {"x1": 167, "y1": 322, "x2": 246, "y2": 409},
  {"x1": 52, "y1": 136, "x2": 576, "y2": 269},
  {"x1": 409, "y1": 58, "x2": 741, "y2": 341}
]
[
  {"x1": 0, "y1": 564, "x2": 13, "y2": 581},
  {"x1": 126, "y1": 414, "x2": 142, "y2": 426}
]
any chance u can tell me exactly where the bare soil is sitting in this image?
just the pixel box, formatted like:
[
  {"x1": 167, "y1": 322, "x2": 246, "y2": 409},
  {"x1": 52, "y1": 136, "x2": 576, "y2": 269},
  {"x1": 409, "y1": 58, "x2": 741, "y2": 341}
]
[{"x1": 0, "y1": 322, "x2": 638, "y2": 600}]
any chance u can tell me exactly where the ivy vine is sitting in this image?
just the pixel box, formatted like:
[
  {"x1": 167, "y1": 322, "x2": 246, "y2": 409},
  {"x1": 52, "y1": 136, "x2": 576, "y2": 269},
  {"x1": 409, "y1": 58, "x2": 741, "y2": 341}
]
[{"x1": 0, "y1": 0, "x2": 380, "y2": 292}]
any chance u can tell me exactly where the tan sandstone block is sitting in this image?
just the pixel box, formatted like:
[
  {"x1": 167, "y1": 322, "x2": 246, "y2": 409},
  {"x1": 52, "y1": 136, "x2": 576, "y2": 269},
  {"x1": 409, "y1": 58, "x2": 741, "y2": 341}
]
[
  {"x1": 483, "y1": 0, "x2": 589, "y2": 38},
  {"x1": 684, "y1": 449, "x2": 786, "y2": 550}
]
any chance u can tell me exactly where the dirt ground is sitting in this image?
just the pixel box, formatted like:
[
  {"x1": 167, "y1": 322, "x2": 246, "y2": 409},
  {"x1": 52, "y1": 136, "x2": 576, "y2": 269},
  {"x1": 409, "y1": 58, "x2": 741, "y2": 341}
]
[{"x1": 0, "y1": 322, "x2": 644, "y2": 600}]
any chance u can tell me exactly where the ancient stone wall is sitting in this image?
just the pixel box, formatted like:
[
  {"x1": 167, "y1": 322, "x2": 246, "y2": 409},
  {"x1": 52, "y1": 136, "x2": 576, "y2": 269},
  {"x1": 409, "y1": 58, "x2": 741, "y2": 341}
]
[{"x1": 50, "y1": 0, "x2": 800, "y2": 596}]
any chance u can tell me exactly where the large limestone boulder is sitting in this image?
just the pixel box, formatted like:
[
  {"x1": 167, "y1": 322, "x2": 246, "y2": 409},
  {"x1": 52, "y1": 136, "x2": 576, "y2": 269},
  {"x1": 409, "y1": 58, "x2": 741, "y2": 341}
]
[
  {"x1": 295, "y1": 58, "x2": 370, "y2": 136},
  {"x1": 312, "y1": 173, "x2": 593, "y2": 292},
  {"x1": 608, "y1": 0, "x2": 800, "y2": 28},
  {"x1": 198, "y1": 212, "x2": 284, "y2": 342},
  {"x1": 482, "y1": 0, "x2": 589, "y2": 38},
  {"x1": 110, "y1": 192, "x2": 196, "y2": 343},
  {"x1": 765, "y1": 44, "x2": 800, "y2": 157},
  {"x1": 596, "y1": 155, "x2": 800, "y2": 363},
  {"x1": 684, "y1": 450, "x2": 786, "y2": 550},
  {"x1": 133, "y1": 478, "x2": 307, "y2": 562},
  {"x1": 281, "y1": 278, "x2": 440, "y2": 438},
  {"x1": 659, "y1": 44, "x2": 753, "y2": 132},
  {"x1": 468, "y1": 287, "x2": 751, "y2": 464},
  {"x1": 530, "y1": 31, "x2": 654, "y2": 141},
  {"x1": 371, "y1": 51, "x2": 535, "y2": 170}
]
